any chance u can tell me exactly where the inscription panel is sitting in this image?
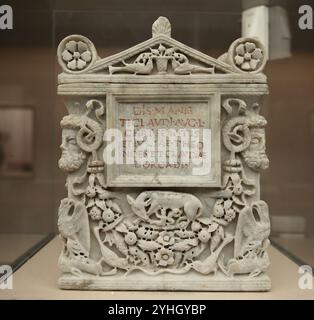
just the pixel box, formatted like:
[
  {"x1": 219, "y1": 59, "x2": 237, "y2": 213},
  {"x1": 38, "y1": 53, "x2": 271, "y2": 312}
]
[{"x1": 106, "y1": 94, "x2": 221, "y2": 187}]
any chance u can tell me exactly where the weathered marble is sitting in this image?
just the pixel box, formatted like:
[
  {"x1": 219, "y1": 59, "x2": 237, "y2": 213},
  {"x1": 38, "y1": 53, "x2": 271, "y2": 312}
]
[{"x1": 56, "y1": 17, "x2": 271, "y2": 291}]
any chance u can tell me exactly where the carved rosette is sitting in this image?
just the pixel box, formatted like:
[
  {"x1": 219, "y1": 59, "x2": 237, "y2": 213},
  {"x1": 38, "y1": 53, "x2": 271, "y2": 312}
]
[
  {"x1": 227, "y1": 37, "x2": 267, "y2": 74},
  {"x1": 57, "y1": 35, "x2": 98, "y2": 73},
  {"x1": 57, "y1": 16, "x2": 270, "y2": 291}
]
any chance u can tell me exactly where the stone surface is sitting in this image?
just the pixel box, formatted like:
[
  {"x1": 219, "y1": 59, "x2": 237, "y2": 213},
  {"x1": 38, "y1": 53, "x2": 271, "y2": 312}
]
[
  {"x1": 56, "y1": 16, "x2": 270, "y2": 291},
  {"x1": 58, "y1": 271, "x2": 271, "y2": 292}
]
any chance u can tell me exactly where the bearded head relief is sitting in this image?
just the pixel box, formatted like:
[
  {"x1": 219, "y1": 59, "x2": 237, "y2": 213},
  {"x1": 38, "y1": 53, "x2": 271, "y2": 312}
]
[
  {"x1": 59, "y1": 115, "x2": 87, "y2": 173},
  {"x1": 242, "y1": 113, "x2": 269, "y2": 171},
  {"x1": 242, "y1": 125, "x2": 269, "y2": 171},
  {"x1": 222, "y1": 100, "x2": 269, "y2": 172},
  {"x1": 58, "y1": 100, "x2": 105, "y2": 173}
]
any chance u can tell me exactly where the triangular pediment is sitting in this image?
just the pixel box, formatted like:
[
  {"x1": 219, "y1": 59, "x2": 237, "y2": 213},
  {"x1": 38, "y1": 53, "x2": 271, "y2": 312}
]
[
  {"x1": 57, "y1": 16, "x2": 267, "y2": 80},
  {"x1": 88, "y1": 34, "x2": 235, "y2": 75}
]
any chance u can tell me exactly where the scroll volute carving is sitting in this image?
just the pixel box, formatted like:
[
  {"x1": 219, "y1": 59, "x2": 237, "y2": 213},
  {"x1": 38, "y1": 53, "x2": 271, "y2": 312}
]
[{"x1": 222, "y1": 98, "x2": 269, "y2": 171}]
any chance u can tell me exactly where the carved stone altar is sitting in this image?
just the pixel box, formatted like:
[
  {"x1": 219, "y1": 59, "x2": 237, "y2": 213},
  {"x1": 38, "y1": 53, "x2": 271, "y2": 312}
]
[{"x1": 56, "y1": 17, "x2": 271, "y2": 291}]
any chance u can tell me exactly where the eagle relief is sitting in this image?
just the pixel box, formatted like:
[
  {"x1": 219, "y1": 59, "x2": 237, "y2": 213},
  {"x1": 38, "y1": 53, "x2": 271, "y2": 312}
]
[{"x1": 56, "y1": 16, "x2": 270, "y2": 291}]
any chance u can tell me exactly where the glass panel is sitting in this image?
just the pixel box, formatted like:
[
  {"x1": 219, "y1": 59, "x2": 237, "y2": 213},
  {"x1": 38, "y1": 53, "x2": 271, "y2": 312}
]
[
  {"x1": 0, "y1": 0, "x2": 313, "y2": 274},
  {"x1": 0, "y1": 107, "x2": 34, "y2": 177},
  {"x1": 0, "y1": 1, "x2": 55, "y2": 270},
  {"x1": 265, "y1": 2, "x2": 314, "y2": 268}
]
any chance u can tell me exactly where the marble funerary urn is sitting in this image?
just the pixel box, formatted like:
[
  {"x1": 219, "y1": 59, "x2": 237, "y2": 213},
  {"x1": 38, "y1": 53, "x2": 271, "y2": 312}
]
[{"x1": 56, "y1": 17, "x2": 271, "y2": 291}]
